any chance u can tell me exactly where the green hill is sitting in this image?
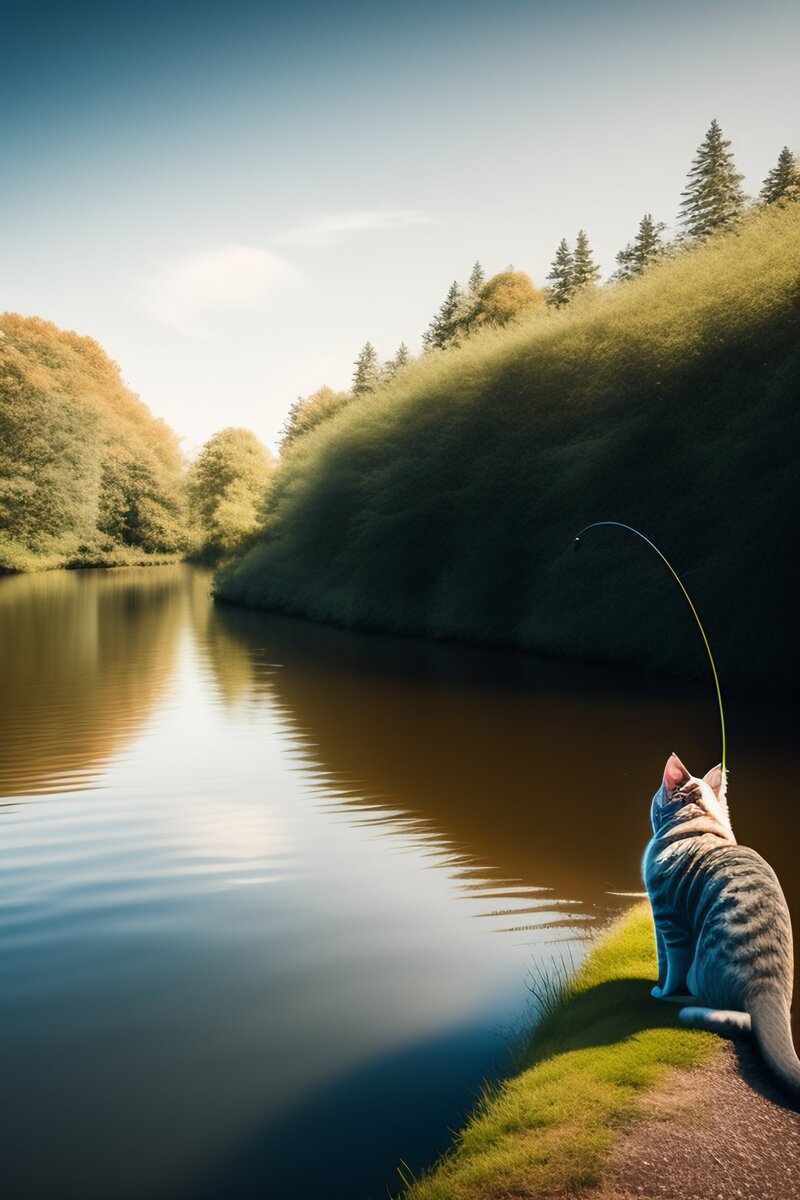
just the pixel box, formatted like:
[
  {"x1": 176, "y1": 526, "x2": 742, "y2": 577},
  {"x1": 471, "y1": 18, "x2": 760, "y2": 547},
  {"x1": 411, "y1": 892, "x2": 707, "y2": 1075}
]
[
  {"x1": 216, "y1": 207, "x2": 800, "y2": 690},
  {"x1": 0, "y1": 315, "x2": 187, "y2": 571}
]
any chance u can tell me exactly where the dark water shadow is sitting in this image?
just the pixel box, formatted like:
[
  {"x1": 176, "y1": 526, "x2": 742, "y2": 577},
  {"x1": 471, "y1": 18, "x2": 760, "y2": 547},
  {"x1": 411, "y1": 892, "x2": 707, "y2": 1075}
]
[{"x1": 189, "y1": 1023, "x2": 510, "y2": 1200}]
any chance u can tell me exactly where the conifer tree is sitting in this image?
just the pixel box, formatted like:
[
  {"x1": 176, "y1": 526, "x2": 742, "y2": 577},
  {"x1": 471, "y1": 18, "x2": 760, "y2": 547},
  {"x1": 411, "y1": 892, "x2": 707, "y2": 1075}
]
[
  {"x1": 612, "y1": 213, "x2": 667, "y2": 281},
  {"x1": 467, "y1": 261, "x2": 486, "y2": 294},
  {"x1": 383, "y1": 342, "x2": 411, "y2": 379},
  {"x1": 352, "y1": 342, "x2": 381, "y2": 394},
  {"x1": 572, "y1": 229, "x2": 601, "y2": 290},
  {"x1": 679, "y1": 119, "x2": 746, "y2": 238},
  {"x1": 760, "y1": 147, "x2": 800, "y2": 206},
  {"x1": 392, "y1": 341, "x2": 410, "y2": 370},
  {"x1": 545, "y1": 239, "x2": 574, "y2": 308},
  {"x1": 423, "y1": 281, "x2": 464, "y2": 351}
]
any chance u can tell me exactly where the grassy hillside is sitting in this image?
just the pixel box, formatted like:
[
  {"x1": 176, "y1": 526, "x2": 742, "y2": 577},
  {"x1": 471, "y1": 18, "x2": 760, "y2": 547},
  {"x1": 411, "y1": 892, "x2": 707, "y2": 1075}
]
[
  {"x1": 0, "y1": 314, "x2": 187, "y2": 571},
  {"x1": 215, "y1": 207, "x2": 800, "y2": 690}
]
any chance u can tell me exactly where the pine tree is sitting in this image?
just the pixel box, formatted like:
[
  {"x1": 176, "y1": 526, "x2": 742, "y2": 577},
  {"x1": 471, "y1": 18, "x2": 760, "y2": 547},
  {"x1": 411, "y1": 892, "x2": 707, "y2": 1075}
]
[
  {"x1": 383, "y1": 342, "x2": 411, "y2": 379},
  {"x1": 760, "y1": 146, "x2": 800, "y2": 206},
  {"x1": 467, "y1": 261, "x2": 486, "y2": 294},
  {"x1": 545, "y1": 239, "x2": 574, "y2": 308},
  {"x1": 393, "y1": 342, "x2": 410, "y2": 370},
  {"x1": 679, "y1": 119, "x2": 746, "y2": 238},
  {"x1": 572, "y1": 229, "x2": 601, "y2": 290},
  {"x1": 423, "y1": 281, "x2": 464, "y2": 351},
  {"x1": 612, "y1": 213, "x2": 667, "y2": 281},
  {"x1": 352, "y1": 342, "x2": 381, "y2": 394}
]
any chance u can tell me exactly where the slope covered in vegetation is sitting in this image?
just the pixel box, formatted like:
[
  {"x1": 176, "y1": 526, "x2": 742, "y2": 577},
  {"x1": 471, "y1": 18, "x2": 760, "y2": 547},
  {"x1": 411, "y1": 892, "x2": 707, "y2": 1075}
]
[
  {"x1": 216, "y1": 207, "x2": 800, "y2": 690},
  {"x1": 0, "y1": 315, "x2": 187, "y2": 571}
]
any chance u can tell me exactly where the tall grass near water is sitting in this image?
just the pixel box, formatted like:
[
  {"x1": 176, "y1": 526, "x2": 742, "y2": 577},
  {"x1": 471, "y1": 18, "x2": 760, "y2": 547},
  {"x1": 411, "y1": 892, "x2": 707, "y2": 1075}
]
[{"x1": 217, "y1": 208, "x2": 800, "y2": 689}]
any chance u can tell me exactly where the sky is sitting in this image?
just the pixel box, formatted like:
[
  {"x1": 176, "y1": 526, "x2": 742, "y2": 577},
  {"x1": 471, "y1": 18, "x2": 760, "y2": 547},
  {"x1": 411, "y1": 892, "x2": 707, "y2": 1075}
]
[{"x1": 1, "y1": 0, "x2": 798, "y2": 452}]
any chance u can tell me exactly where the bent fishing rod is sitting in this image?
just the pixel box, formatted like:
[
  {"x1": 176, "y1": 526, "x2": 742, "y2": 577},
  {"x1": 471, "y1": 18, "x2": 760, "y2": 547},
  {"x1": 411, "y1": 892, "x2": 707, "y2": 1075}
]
[{"x1": 573, "y1": 521, "x2": 727, "y2": 778}]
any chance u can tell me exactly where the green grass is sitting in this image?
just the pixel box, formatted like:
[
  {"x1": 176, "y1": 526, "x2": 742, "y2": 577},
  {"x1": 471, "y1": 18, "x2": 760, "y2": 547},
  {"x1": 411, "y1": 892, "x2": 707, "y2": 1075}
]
[
  {"x1": 0, "y1": 535, "x2": 183, "y2": 574},
  {"x1": 216, "y1": 207, "x2": 800, "y2": 690},
  {"x1": 398, "y1": 903, "x2": 716, "y2": 1200}
]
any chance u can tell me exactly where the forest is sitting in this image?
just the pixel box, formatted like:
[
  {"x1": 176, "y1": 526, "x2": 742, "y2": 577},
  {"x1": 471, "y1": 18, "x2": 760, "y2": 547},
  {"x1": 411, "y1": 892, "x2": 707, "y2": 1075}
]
[
  {"x1": 0, "y1": 317, "x2": 272, "y2": 572},
  {"x1": 3, "y1": 123, "x2": 799, "y2": 691},
  {"x1": 216, "y1": 198, "x2": 800, "y2": 690}
]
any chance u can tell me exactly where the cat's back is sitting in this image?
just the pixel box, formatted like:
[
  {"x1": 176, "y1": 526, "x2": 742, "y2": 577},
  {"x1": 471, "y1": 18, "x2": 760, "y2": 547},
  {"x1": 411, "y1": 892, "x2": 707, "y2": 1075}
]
[{"x1": 692, "y1": 840, "x2": 794, "y2": 1008}]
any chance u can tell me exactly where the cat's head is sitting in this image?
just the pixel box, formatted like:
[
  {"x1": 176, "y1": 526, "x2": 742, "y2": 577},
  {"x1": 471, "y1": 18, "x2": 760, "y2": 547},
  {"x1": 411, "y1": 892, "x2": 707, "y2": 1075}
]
[{"x1": 650, "y1": 752, "x2": 731, "y2": 835}]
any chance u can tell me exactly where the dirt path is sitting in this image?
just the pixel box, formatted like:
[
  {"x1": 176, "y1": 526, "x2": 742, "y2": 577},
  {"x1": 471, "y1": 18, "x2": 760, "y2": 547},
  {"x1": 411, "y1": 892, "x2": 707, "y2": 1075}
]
[{"x1": 598, "y1": 1040, "x2": 800, "y2": 1200}]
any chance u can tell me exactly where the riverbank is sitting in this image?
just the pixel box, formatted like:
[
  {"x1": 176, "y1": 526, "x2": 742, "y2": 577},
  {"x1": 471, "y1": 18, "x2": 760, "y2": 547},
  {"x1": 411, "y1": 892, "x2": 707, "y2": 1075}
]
[
  {"x1": 215, "y1": 206, "x2": 800, "y2": 692},
  {"x1": 0, "y1": 540, "x2": 184, "y2": 574},
  {"x1": 399, "y1": 903, "x2": 718, "y2": 1199}
]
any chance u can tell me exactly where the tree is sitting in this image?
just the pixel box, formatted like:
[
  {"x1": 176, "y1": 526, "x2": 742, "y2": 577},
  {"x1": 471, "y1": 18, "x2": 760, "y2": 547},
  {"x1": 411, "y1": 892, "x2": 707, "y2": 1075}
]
[
  {"x1": 467, "y1": 261, "x2": 486, "y2": 294},
  {"x1": 545, "y1": 239, "x2": 575, "y2": 308},
  {"x1": 572, "y1": 229, "x2": 601, "y2": 291},
  {"x1": 679, "y1": 119, "x2": 746, "y2": 239},
  {"x1": 352, "y1": 342, "x2": 381, "y2": 394},
  {"x1": 281, "y1": 386, "x2": 352, "y2": 452},
  {"x1": 460, "y1": 271, "x2": 543, "y2": 333},
  {"x1": 0, "y1": 312, "x2": 189, "y2": 568},
  {"x1": 383, "y1": 342, "x2": 411, "y2": 379},
  {"x1": 393, "y1": 341, "x2": 410, "y2": 370},
  {"x1": 187, "y1": 427, "x2": 273, "y2": 559},
  {"x1": 422, "y1": 281, "x2": 464, "y2": 351},
  {"x1": 613, "y1": 213, "x2": 667, "y2": 281},
  {"x1": 760, "y1": 146, "x2": 800, "y2": 206}
]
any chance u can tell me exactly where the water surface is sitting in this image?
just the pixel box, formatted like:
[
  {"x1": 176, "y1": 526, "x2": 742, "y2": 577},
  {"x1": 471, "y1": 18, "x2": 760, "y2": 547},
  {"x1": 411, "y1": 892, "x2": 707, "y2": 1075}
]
[{"x1": 1, "y1": 567, "x2": 796, "y2": 1199}]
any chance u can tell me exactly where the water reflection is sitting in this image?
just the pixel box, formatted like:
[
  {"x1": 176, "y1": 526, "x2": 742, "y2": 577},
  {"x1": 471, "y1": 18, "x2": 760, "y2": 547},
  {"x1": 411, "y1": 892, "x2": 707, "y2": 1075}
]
[
  {"x1": 0, "y1": 568, "x2": 186, "y2": 798},
  {"x1": 206, "y1": 600, "x2": 799, "y2": 933},
  {"x1": 0, "y1": 566, "x2": 797, "y2": 1200}
]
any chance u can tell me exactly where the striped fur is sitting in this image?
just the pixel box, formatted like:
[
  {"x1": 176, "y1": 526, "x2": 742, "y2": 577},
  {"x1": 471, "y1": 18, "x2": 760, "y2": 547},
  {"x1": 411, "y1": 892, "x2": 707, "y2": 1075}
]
[{"x1": 643, "y1": 753, "x2": 800, "y2": 1099}]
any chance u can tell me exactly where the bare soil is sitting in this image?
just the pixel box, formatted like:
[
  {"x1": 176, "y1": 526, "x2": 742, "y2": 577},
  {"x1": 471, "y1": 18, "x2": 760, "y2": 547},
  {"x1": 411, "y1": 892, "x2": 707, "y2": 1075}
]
[{"x1": 597, "y1": 1040, "x2": 800, "y2": 1200}]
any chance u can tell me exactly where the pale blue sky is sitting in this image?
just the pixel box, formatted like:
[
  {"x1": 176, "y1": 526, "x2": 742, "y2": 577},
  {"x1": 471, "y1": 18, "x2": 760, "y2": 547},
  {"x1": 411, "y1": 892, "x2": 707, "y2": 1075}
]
[{"x1": 1, "y1": 0, "x2": 797, "y2": 451}]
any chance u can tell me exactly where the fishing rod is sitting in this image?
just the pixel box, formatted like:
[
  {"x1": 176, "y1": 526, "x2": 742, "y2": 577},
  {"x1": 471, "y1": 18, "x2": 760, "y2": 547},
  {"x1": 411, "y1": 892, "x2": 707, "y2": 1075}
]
[{"x1": 573, "y1": 521, "x2": 727, "y2": 777}]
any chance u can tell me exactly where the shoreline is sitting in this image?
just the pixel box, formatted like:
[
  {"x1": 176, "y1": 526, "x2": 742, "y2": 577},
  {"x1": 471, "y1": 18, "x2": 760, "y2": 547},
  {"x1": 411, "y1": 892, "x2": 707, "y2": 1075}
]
[
  {"x1": 0, "y1": 549, "x2": 185, "y2": 575},
  {"x1": 398, "y1": 903, "x2": 718, "y2": 1200}
]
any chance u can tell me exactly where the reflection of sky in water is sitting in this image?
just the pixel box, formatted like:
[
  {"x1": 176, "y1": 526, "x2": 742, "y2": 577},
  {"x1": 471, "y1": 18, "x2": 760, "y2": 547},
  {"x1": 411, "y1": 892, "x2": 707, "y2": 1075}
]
[{"x1": 0, "y1": 567, "x2": 796, "y2": 1199}]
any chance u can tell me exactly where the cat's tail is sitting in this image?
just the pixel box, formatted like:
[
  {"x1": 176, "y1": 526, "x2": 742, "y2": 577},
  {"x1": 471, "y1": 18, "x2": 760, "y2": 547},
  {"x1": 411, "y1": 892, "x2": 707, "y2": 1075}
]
[
  {"x1": 749, "y1": 990, "x2": 800, "y2": 1100},
  {"x1": 680, "y1": 995, "x2": 800, "y2": 1099}
]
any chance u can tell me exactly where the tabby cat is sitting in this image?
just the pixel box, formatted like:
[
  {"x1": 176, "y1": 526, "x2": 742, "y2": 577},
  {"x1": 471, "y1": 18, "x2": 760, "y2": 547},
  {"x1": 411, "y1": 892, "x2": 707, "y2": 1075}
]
[{"x1": 643, "y1": 752, "x2": 800, "y2": 1098}]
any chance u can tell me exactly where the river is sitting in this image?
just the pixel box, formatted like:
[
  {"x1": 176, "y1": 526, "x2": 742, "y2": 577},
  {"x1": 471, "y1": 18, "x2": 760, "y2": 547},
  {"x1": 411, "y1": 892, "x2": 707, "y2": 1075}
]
[{"x1": 0, "y1": 566, "x2": 796, "y2": 1199}]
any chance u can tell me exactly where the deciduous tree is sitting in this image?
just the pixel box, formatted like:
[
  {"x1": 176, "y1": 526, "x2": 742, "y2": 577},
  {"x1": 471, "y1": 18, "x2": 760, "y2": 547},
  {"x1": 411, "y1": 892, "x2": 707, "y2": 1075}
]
[
  {"x1": 461, "y1": 271, "x2": 543, "y2": 332},
  {"x1": 187, "y1": 427, "x2": 273, "y2": 559}
]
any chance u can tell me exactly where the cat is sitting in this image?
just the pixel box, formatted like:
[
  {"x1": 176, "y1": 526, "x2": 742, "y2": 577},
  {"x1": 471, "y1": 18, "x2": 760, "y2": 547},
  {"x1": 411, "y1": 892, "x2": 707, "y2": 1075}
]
[{"x1": 643, "y1": 752, "x2": 800, "y2": 1099}]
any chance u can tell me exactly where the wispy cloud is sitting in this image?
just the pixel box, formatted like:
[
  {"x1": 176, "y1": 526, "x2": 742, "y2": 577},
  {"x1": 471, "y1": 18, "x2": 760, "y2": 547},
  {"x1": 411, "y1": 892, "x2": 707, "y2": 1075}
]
[
  {"x1": 275, "y1": 209, "x2": 432, "y2": 249},
  {"x1": 141, "y1": 245, "x2": 302, "y2": 331}
]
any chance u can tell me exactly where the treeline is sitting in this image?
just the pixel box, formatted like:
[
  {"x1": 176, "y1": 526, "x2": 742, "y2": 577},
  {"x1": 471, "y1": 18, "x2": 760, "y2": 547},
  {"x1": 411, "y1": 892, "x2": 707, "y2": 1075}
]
[
  {"x1": 0, "y1": 315, "x2": 273, "y2": 572},
  {"x1": 545, "y1": 121, "x2": 799, "y2": 305},
  {"x1": 280, "y1": 121, "x2": 799, "y2": 453},
  {"x1": 0, "y1": 315, "x2": 187, "y2": 571},
  {"x1": 216, "y1": 201, "x2": 800, "y2": 690}
]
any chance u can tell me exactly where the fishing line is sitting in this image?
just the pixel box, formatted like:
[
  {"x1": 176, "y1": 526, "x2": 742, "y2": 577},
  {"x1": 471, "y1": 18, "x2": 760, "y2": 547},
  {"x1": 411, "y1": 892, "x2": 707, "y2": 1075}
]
[{"x1": 573, "y1": 521, "x2": 727, "y2": 777}]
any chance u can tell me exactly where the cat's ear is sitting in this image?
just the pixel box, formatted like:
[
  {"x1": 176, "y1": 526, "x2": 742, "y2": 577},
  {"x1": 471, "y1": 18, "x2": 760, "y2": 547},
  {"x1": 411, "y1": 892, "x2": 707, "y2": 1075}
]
[
  {"x1": 703, "y1": 764, "x2": 727, "y2": 803},
  {"x1": 663, "y1": 752, "x2": 690, "y2": 795}
]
